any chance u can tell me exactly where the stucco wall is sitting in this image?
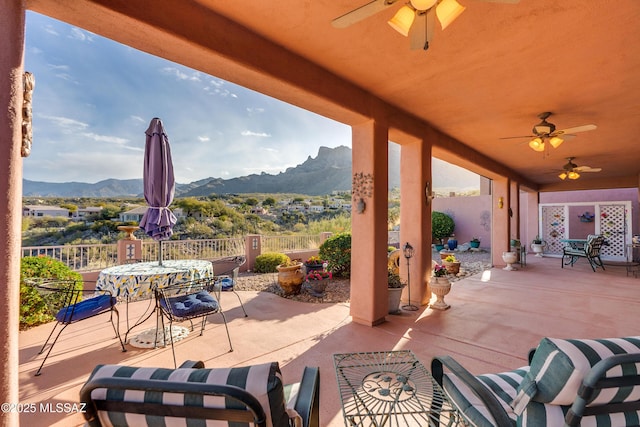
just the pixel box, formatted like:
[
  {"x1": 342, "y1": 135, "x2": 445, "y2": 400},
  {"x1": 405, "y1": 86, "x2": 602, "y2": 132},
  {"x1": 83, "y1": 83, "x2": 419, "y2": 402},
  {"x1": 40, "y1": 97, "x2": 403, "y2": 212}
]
[{"x1": 431, "y1": 195, "x2": 492, "y2": 247}]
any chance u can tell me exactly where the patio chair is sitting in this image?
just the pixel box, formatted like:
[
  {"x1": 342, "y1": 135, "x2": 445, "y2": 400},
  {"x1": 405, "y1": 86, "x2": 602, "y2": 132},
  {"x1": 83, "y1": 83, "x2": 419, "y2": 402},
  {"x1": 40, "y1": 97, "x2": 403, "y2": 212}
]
[
  {"x1": 32, "y1": 279, "x2": 125, "y2": 376},
  {"x1": 213, "y1": 255, "x2": 248, "y2": 317},
  {"x1": 431, "y1": 336, "x2": 640, "y2": 427},
  {"x1": 154, "y1": 278, "x2": 232, "y2": 368},
  {"x1": 80, "y1": 359, "x2": 320, "y2": 427},
  {"x1": 562, "y1": 234, "x2": 606, "y2": 272}
]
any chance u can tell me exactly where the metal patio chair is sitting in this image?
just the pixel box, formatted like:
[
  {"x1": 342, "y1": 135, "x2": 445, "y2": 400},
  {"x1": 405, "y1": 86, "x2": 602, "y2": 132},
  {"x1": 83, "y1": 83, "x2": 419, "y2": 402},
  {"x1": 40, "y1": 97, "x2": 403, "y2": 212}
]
[
  {"x1": 32, "y1": 279, "x2": 125, "y2": 376},
  {"x1": 154, "y1": 278, "x2": 232, "y2": 368},
  {"x1": 562, "y1": 234, "x2": 606, "y2": 272},
  {"x1": 213, "y1": 255, "x2": 248, "y2": 317}
]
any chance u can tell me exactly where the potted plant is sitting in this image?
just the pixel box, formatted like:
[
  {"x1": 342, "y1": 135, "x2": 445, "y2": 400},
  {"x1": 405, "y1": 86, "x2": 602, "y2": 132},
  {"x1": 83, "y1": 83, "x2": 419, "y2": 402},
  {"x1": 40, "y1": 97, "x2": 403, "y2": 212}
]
[
  {"x1": 305, "y1": 268, "x2": 332, "y2": 297},
  {"x1": 531, "y1": 235, "x2": 546, "y2": 257},
  {"x1": 304, "y1": 255, "x2": 325, "y2": 273},
  {"x1": 276, "y1": 256, "x2": 304, "y2": 295},
  {"x1": 432, "y1": 211, "x2": 455, "y2": 252},
  {"x1": 430, "y1": 264, "x2": 451, "y2": 310},
  {"x1": 443, "y1": 254, "x2": 461, "y2": 275},
  {"x1": 447, "y1": 233, "x2": 458, "y2": 250},
  {"x1": 470, "y1": 237, "x2": 481, "y2": 249},
  {"x1": 387, "y1": 269, "x2": 405, "y2": 314}
]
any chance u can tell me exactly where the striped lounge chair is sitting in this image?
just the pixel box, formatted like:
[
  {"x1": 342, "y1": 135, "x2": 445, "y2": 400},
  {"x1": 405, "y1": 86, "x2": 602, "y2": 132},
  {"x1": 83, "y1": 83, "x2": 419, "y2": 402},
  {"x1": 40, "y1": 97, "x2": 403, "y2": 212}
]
[
  {"x1": 432, "y1": 336, "x2": 640, "y2": 426},
  {"x1": 80, "y1": 360, "x2": 319, "y2": 427}
]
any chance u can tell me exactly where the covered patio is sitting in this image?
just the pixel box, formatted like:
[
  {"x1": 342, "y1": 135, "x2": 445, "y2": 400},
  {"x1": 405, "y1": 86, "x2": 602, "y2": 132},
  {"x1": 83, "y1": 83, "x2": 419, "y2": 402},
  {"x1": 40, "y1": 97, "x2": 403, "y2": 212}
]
[
  {"x1": 18, "y1": 257, "x2": 639, "y2": 426},
  {"x1": 2, "y1": 1, "x2": 640, "y2": 423}
]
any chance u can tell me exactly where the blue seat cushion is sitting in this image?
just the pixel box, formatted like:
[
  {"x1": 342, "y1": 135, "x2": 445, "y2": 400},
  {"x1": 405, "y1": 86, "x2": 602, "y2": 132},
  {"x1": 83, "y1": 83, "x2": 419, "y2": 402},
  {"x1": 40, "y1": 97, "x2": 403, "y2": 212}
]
[
  {"x1": 55, "y1": 294, "x2": 115, "y2": 323},
  {"x1": 220, "y1": 277, "x2": 234, "y2": 291},
  {"x1": 162, "y1": 290, "x2": 219, "y2": 317}
]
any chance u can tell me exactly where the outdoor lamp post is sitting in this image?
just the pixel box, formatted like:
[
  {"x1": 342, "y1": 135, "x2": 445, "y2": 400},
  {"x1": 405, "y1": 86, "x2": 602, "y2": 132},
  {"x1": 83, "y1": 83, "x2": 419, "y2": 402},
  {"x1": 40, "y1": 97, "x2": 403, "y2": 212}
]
[{"x1": 402, "y1": 242, "x2": 418, "y2": 311}]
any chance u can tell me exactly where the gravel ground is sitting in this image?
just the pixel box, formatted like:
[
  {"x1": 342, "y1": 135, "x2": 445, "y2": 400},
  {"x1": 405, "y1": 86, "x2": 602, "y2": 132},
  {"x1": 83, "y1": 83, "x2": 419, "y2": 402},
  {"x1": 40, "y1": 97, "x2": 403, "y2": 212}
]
[{"x1": 234, "y1": 248, "x2": 491, "y2": 304}]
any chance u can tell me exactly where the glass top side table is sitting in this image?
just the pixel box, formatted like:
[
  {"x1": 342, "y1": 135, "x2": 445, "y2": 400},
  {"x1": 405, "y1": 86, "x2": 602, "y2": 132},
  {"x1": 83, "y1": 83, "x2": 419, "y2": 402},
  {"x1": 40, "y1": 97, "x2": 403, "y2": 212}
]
[{"x1": 333, "y1": 350, "x2": 467, "y2": 426}]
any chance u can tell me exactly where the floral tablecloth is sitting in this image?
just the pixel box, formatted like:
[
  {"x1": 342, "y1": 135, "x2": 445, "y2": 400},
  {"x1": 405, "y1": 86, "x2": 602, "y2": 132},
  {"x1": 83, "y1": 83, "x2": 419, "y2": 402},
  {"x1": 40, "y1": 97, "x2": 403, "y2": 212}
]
[{"x1": 96, "y1": 259, "x2": 213, "y2": 299}]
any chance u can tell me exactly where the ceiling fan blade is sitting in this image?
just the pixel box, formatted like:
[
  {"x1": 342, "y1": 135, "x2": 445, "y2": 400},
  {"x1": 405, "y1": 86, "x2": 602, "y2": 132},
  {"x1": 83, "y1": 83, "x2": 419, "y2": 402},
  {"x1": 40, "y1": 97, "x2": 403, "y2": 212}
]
[
  {"x1": 553, "y1": 124, "x2": 597, "y2": 135},
  {"x1": 410, "y1": 8, "x2": 435, "y2": 50},
  {"x1": 332, "y1": 0, "x2": 397, "y2": 29},
  {"x1": 575, "y1": 166, "x2": 602, "y2": 173},
  {"x1": 499, "y1": 135, "x2": 535, "y2": 139}
]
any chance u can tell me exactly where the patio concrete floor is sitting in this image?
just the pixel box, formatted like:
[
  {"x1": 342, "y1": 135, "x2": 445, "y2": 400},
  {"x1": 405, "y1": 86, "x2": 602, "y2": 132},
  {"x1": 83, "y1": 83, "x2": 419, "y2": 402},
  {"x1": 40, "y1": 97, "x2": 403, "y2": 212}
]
[{"x1": 18, "y1": 255, "x2": 640, "y2": 426}]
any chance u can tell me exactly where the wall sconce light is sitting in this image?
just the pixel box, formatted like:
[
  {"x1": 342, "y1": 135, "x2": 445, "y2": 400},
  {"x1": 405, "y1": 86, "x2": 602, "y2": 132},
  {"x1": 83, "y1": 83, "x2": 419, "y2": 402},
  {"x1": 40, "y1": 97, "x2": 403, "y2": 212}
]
[
  {"x1": 498, "y1": 197, "x2": 504, "y2": 209},
  {"x1": 425, "y1": 181, "x2": 434, "y2": 205}
]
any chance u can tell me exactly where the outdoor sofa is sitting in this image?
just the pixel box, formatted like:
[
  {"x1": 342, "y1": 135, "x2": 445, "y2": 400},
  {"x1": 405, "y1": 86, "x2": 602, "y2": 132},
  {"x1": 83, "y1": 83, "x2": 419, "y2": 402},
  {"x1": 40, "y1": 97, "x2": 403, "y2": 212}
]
[
  {"x1": 432, "y1": 336, "x2": 640, "y2": 426},
  {"x1": 80, "y1": 359, "x2": 319, "y2": 427}
]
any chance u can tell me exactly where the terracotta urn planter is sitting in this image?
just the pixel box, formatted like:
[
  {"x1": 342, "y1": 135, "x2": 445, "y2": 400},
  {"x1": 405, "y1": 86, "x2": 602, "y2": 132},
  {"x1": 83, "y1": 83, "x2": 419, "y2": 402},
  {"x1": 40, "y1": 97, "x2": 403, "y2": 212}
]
[
  {"x1": 276, "y1": 263, "x2": 304, "y2": 295},
  {"x1": 443, "y1": 260, "x2": 461, "y2": 275},
  {"x1": 430, "y1": 277, "x2": 451, "y2": 310}
]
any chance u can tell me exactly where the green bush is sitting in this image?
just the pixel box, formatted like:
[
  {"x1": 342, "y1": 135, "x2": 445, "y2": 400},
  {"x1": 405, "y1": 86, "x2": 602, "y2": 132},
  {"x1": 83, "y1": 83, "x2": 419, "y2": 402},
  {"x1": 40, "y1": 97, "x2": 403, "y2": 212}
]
[
  {"x1": 254, "y1": 252, "x2": 290, "y2": 273},
  {"x1": 20, "y1": 256, "x2": 83, "y2": 330},
  {"x1": 432, "y1": 211, "x2": 455, "y2": 244},
  {"x1": 319, "y1": 232, "x2": 351, "y2": 278}
]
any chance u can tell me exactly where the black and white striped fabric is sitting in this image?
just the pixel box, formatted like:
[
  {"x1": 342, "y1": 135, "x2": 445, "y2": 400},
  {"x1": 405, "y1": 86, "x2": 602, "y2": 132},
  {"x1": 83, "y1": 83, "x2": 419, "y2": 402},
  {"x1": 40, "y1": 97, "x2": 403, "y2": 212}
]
[
  {"x1": 512, "y1": 337, "x2": 640, "y2": 413},
  {"x1": 518, "y1": 399, "x2": 640, "y2": 426},
  {"x1": 443, "y1": 366, "x2": 529, "y2": 427},
  {"x1": 87, "y1": 361, "x2": 299, "y2": 427}
]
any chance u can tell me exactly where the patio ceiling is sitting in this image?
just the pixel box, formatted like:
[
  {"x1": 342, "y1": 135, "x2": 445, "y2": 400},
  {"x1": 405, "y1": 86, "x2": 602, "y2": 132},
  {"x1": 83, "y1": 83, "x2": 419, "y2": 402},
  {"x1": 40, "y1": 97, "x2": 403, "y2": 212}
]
[{"x1": 27, "y1": 0, "x2": 640, "y2": 191}]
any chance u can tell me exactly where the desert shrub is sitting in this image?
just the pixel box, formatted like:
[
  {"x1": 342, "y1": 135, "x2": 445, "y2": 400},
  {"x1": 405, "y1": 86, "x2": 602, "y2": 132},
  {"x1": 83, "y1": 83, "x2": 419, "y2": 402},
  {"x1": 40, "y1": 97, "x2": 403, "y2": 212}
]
[
  {"x1": 254, "y1": 252, "x2": 290, "y2": 273},
  {"x1": 432, "y1": 211, "x2": 455, "y2": 244},
  {"x1": 319, "y1": 232, "x2": 351, "y2": 278},
  {"x1": 20, "y1": 256, "x2": 83, "y2": 330}
]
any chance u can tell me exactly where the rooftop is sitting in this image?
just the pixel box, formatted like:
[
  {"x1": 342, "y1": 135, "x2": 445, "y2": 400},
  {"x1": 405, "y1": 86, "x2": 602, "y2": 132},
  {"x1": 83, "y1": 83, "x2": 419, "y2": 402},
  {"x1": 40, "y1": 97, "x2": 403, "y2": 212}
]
[{"x1": 18, "y1": 256, "x2": 639, "y2": 426}]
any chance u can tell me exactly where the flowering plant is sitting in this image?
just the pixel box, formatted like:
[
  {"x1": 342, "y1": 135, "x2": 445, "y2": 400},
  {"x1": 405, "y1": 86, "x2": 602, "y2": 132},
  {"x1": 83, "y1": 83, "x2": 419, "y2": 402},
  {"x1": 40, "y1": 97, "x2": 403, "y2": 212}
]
[
  {"x1": 305, "y1": 256, "x2": 324, "y2": 265},
  {"x1": 306, "y1": 270, "x2": 332, "y2": 281},
  {"x1": 433, "y1": 264, "x2": 448, "y2": 277},
  {"x1": 444, "y1": 254, "x2": 458, "y2": 263}
]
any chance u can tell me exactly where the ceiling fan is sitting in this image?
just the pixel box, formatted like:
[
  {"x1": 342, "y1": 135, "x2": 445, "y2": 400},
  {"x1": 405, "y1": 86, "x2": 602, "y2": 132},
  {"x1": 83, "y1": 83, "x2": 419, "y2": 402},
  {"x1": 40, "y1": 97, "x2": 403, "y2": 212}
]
[
  {"x1": 331, "y1": 0, "x2": 520, "y2": 51},
  {"x1": 557, "y1": 157, "x2": 602, "y2": 180},
  {"x1": 501, "y1": 112, "x2": 597, "y2": 155}
]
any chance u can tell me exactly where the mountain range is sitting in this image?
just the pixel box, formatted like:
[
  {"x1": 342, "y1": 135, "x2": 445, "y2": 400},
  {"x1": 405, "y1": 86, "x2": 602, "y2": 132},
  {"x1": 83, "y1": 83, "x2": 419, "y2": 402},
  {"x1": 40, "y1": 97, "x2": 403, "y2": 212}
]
[{"x1": 23, "y1": 145, "x2": 477, "y2": 198}]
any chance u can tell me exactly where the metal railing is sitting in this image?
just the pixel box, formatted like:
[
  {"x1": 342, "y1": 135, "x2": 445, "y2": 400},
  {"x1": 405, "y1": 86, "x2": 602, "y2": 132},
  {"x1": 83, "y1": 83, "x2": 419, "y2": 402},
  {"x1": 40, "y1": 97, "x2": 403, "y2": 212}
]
[
  {"x1": 141, "y1": 238, "x2": 245, "y2": 262},
  {"x1": 261, "y1": 234, "x2": 322, "y2": 253},
  {"x1": 21, "y1": 244, "x2": 118, "y2": 272}
]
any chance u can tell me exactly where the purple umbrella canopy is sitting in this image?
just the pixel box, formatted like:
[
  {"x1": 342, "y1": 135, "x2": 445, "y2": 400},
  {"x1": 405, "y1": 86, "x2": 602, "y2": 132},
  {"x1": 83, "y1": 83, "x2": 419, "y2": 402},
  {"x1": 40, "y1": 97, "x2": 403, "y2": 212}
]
[{"x1": 139, "y1": 118, "x2": 177, "y2": 246}]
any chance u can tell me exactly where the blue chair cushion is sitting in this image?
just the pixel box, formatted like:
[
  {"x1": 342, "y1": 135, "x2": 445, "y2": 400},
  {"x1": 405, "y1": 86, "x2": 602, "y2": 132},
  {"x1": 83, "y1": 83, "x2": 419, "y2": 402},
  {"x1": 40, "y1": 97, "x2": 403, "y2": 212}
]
[
  {"x1": 55, "y1": 294, "x2": 115, "y2": 324},
  {"x1": 220, "y1": 277, "x2": 234, "y2": 291},
  {"x1": 162, "y1": 290, "x2": 219, "y2": 317}
]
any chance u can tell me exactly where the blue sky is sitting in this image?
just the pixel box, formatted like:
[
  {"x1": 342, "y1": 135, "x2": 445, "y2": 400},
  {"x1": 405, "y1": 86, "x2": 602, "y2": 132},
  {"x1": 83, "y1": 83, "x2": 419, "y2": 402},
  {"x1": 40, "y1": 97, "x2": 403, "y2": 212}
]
[
  {"x1": 23, "y1": 12, "x2": 478, "y2": 190},
  {"x1": 23, "y1": 12, "x2": 353, "y2": 184}
]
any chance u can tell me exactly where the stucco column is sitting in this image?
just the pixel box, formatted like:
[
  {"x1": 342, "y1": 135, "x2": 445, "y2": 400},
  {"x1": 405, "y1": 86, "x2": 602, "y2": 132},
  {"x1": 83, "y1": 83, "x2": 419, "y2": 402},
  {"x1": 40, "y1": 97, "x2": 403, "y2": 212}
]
[
  {"x1": 491, "y1": 178, "x2": 510, "y2": 266},
  {"x1": 0, "y1": 1, "x2": 25, "y2": 424},
  {"x1": 399, "y1": 137, "x2": 432, "y2": 306},
  {"x1": 350, "y1": 119, "x2": 389, "y2": 326}
]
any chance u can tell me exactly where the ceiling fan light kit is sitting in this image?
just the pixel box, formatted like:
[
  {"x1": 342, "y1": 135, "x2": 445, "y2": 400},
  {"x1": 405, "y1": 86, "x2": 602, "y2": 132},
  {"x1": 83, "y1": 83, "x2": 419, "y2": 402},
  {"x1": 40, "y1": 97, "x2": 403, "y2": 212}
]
[
  {"x1": 501, "y1": 112, "x2": 597, "y2": 156},
  {"x1": 388, "y1": 5, "x2": 416, "y2": 36},
  {"x1": 334, "y1": 0, "x2": 516, "y2": 51},
  {"x1": 557, "y1": 157, "x2": 601, "y2": 181}
]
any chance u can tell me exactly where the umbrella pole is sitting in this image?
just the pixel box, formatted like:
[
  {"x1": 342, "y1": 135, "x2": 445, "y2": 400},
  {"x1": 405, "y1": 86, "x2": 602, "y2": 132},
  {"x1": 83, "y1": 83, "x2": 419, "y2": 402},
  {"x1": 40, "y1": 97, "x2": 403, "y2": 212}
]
[{"x1": 159, "y1": 240, "x2": 163, "y2": 266}]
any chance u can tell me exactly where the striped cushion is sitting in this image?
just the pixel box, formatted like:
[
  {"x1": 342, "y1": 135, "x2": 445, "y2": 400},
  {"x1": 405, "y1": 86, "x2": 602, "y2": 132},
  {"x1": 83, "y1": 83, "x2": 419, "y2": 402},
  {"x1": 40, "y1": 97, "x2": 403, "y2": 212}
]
[
  {"x1": 518, "y1": 400, "x2": 640, "y2": 427},
  {"x1": 87, "y1": 362, "x2": 292, "y2": 427},
  {"x1": 443, "y1": 366, "x2": 529, "y2": 427},
  {"x1": 512, "y1": 337, "x2": 640, "y2": 415}
]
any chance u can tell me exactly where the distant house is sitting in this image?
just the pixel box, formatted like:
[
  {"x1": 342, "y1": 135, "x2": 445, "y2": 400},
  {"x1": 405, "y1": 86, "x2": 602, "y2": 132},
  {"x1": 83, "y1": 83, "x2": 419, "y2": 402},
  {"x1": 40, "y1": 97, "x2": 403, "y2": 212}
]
[
  {"x1": 309, "y1": 205, "x2": 324, "y2": 213},
  {"x1": 72, "y1": 206, "x2": 103, "y2": 220},
  {"x1": 119, "y1": 206, "x2": 185, "y2": 222},
  {"x1": 22, "y1": 205, "x2": 69, "y2": 218},
  {"x1": 119, "y1": 206, "x2": 148, "y2": 223}
]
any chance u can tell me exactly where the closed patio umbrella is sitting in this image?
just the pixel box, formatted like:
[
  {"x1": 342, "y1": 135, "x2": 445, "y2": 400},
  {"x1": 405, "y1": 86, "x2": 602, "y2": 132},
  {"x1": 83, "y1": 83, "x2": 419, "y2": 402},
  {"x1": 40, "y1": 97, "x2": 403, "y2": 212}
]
[{"x1": 139, "y1": 117, "x2": 177, "y2": 265}]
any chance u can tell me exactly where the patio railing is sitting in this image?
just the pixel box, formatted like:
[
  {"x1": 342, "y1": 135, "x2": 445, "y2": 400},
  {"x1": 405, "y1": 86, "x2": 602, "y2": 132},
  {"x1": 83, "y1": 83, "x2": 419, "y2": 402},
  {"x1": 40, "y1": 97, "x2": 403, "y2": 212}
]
[
  {"x1": 21, "y1": 244, "x2": 118, "y2": 272},
  {"x1": 141, "y1": 238, "x2": 245, "y2": 262},
  {"x1": 261, "y1": 234, "x2": 322, "y2": 253}
]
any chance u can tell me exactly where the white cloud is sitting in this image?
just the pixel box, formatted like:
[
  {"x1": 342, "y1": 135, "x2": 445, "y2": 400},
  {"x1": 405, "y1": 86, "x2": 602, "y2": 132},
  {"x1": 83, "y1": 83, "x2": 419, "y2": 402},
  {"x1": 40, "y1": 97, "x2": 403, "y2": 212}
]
[
  {"x1": 43, "y1": 25, "x2": 59, "y2": 36},
  {"x1": 261, "y1": 147, "x2": 278, "y2": 153},
  {"x1": 81, "y1": 132, "x2": 129, "y2": 145},
  {"x1": 40, "y1": 115, "x2": 89, "y2": 132},
  {"x1": 69, "y1": 27, "x2": 94, "y2": 42},
  {"x1": 198, "y1": 136, "x2": 210, "y2": 142},
  {"x1": 247, "y1": 107, "x2": 265, "y2": 114},
  {"x1": 161, "y1": 67, "x2": 201, "y2": 82},
  {"x1": 241, "y1": 130, "x2": 271, "y2": 137},
  {"x1": 130, "y1": 115, "x2": 146, "y2": 123}
]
